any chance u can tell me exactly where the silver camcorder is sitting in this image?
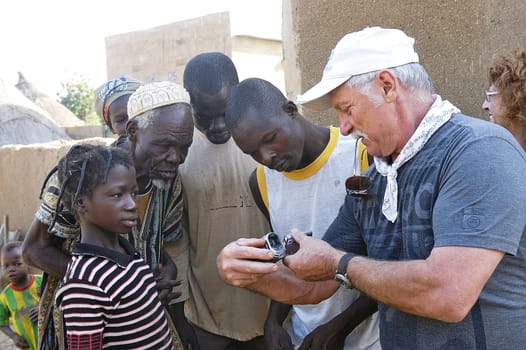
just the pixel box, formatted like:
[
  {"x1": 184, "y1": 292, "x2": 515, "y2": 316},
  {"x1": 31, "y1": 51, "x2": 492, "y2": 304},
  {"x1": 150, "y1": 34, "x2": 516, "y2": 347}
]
[{"x1": 261, "y1": 231, "x2": 313, "y2": 262}]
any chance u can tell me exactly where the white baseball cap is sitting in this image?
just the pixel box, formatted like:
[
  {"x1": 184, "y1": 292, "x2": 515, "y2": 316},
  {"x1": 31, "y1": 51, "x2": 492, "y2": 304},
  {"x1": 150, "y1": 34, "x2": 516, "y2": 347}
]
[{"x1": 296, "y1": 27, "x2": 419, "y2": 111}]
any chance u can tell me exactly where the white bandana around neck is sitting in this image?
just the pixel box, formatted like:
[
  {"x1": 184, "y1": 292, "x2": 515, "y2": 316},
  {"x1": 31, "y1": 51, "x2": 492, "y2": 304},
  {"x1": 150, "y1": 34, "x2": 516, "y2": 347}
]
[{"x1": 374, "y1": 95, "x2": 460, "y2": 223}]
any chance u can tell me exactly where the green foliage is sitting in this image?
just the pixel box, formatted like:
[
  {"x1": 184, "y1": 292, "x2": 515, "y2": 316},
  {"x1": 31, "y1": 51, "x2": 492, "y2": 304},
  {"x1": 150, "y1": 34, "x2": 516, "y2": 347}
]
[
  {"x1": 83, "y1": 110, "x2": 100, "y2": 125},
  {"x1": 57, "y1": 76, "x2": 98, "y2": 124}
]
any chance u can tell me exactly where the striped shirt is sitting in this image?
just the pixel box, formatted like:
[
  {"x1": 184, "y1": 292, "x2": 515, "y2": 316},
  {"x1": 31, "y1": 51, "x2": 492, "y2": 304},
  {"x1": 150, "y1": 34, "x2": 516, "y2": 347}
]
[
  {"x1": 0, "y1": 274, "x2": 42, "y2": 350},
  {"x1": 130, "y1": 174, "x2": 184, "y2": 272},
  {"x1": 55, "y1": 237, "x2": 174, "y2": 350}
]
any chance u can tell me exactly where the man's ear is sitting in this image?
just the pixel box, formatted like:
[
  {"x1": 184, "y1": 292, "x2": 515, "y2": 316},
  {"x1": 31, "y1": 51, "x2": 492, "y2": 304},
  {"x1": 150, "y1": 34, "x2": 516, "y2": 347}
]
[
  {"x1": 377, "y1": 70, "x2": 397, "y2": 102},
  {"x1": 126, "y1": 119, "x2": 138, "y2": 142},
  {"x1": 282, "y1": 100, "x2": 298, "y2": 117}
]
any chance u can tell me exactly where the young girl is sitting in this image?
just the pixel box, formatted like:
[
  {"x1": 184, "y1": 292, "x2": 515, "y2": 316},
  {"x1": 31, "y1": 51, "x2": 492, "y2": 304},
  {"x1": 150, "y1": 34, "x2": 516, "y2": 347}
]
[{"x1": 54, "y1": 144, "x2": 175, "y2": 350}]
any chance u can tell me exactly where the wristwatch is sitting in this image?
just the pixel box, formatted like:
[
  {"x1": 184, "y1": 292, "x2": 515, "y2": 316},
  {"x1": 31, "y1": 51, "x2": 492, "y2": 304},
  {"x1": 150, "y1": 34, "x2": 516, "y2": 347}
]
[{"x1": 334, "y1": 252, "x2": 356, "y2": 289}]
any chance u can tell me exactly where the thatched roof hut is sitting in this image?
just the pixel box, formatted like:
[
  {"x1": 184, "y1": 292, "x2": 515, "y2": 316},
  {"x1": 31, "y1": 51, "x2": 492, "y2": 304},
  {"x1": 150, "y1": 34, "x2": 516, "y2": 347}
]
[
  {"x1": 15, "y1": 72, "x2": 84, "y2": 127},
  {"x1": 0, "y1": 77, "x2": 70, "y2": 146}
]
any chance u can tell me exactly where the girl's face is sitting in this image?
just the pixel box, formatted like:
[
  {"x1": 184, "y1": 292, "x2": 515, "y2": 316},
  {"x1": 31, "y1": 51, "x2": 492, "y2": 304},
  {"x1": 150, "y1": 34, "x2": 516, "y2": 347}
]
[{"x1": 80, "y1": 164, "x2": 138, "y2": 235}]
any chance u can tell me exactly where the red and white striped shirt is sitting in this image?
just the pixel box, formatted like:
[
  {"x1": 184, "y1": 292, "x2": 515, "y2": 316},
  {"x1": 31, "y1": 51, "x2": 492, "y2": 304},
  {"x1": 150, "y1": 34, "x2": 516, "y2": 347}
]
[{"x1": 55, "y1": 237, "x2": 174, "y2": 350}]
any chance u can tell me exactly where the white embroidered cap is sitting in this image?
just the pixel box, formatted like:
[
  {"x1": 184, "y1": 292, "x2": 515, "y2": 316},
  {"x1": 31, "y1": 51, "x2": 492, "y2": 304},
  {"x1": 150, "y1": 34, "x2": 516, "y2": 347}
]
[
  {"x1": 296, "y1": 26, "x2": 419, "y2": 111},
  {"x1": 127, "y1": 81, "x2": 191, "y2": 119}
]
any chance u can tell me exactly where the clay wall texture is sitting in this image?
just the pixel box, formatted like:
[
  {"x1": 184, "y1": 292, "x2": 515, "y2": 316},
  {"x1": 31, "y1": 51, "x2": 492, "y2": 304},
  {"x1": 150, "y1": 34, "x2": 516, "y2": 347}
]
[
  {"x1": 282, "y1": 0, "x2": 526, "y2": 126},
  {"x1": 0, "y1": 138, "x2": 113, "y2": 232},
  {"x1": 105, "y1": 12, "x2": 284, "y2": 91},
  {"x1": 105, "y1": 12, "x2": 232, "y2": 83},
  {"x1": 232, "y1": 35, "x2": 285, "y2": 92}
]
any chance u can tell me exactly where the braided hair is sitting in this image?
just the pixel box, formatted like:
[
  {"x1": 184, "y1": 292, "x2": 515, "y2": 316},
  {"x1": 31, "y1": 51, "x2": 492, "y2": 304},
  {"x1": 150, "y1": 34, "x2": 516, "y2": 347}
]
[{"x1": 48, "y1": 144, "x2": 134, "y2": 231}]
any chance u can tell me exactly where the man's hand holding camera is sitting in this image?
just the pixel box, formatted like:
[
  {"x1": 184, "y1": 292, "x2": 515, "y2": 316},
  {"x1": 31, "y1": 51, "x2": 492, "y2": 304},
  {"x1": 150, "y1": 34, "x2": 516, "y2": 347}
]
[
  {"x1": 216, "y1": 237, "x2": 278, "y2": 288},
  {"x1": 283, "y1": 229, "x2": 344, "y2": 282},
  {"x1": 217, "y1": 229, "x2": 343, "y2": 287}
]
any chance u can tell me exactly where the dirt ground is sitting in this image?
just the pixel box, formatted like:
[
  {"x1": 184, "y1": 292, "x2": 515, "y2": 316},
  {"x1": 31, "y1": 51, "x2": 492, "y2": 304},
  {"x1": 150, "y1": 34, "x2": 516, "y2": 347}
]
[{"x1": 0, "y1": 331, "x2": 18, "y2": 349}]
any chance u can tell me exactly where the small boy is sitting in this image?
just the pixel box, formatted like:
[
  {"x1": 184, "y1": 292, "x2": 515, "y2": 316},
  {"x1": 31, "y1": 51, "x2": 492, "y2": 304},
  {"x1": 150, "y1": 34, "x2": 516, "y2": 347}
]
[{"x1": 0, "y1": 242, "x2": 41, "y2": 350}]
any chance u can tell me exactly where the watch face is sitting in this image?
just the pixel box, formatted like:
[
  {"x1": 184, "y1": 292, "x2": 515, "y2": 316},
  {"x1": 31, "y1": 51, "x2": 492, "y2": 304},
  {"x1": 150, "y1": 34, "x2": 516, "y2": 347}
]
[{"x1": 335, "y1": 273, "x2": 354, "y2": 289}]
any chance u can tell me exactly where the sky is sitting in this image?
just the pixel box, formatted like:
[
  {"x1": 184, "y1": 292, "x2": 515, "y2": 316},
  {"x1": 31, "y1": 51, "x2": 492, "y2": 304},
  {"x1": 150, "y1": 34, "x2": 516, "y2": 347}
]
[{"x1": 0, "y1": 0, "x2": 281, "y2": 97}]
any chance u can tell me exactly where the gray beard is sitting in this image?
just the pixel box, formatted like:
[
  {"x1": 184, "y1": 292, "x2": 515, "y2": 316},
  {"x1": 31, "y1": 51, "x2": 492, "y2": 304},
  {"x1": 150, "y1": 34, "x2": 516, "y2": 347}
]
[{"x1": 152, "y1": 178, "x2": 171, "y2": 190}]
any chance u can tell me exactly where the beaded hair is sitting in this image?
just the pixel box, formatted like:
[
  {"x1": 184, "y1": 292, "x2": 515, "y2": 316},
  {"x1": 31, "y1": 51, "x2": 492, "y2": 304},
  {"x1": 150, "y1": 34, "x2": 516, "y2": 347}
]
[{"x1": 47, "y1": 144, "x2": 133, "y2": 231}]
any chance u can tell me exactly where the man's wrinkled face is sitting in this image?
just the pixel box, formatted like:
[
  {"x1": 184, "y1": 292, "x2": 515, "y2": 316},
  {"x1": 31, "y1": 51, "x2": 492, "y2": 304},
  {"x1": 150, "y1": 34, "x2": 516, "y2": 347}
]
[
  {"x1": 193, "y1": 85, "x2": 233, "y2": 144},
  {"x1": 330, "y1": 82, "x2": 399, "y2": 158},
  {"x1": 231, "y1": 106, "x2": 304, "y2": 172},
  {"x1": 130, "y1": 104, "x2": 194, "y2": 186}
]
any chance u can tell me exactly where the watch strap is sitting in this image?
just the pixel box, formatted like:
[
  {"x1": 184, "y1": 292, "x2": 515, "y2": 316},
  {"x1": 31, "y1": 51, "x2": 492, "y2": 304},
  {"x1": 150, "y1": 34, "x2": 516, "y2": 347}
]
[{"x1": 334, "y1": 252, "x2": 356, "y2": 288}]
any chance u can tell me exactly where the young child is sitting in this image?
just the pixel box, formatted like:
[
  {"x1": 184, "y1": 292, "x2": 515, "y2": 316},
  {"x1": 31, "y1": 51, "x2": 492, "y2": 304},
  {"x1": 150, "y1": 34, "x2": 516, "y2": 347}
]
[
  {"x1": 0, "y1": 242, "x2": 41, "y2": 350},
  {"x1": 53, "y1": 144, "x2": 175, "y2": 350}
]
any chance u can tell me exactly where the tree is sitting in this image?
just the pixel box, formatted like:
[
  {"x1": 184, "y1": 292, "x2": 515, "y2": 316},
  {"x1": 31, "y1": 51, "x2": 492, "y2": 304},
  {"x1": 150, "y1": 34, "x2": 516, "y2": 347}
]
[{"x1": 57, "y1": 75, "x2": 98, "y2": 123}]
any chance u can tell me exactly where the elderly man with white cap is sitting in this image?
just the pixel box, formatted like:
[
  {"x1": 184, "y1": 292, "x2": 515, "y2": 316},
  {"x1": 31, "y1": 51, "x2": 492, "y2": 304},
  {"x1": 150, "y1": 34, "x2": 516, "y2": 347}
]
[
  {"x1": 125, "y1": 80, "x2": 193, "y2": 277},
  {"x1": 217, "y1": 27, "x2": 526, "y2": 349},
  {"x1": 126, "y1": 81, "x2": 198, "y2": 349}
]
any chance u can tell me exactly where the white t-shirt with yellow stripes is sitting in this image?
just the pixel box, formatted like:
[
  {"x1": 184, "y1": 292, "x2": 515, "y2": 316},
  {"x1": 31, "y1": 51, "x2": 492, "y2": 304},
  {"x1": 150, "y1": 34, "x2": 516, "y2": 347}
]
[{"x1": 256, "y1": 127, "x2": 380, "y2": 350}]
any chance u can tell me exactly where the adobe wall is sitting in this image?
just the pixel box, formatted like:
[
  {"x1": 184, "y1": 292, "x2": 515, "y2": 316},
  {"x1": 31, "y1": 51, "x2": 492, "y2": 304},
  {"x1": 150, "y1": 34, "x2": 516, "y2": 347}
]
[
  {"x1": 104, "y1": 13, "x2": 285, "y2": 92},
  {"x1": 282, "y1": 0, "x2": 526, "y2": 126},
  {"x1": 232, "y1": 35, "x2": 285, "y2": 92},
  {"x1": 0, "y1": 138, "x2": 113, "y2": 232},
  {"x1": 63, "y1": 125, "x2": 114, "y2": 140},
  {"x1": 105, "y1": 12, "x2": 232, "y2": 83}
]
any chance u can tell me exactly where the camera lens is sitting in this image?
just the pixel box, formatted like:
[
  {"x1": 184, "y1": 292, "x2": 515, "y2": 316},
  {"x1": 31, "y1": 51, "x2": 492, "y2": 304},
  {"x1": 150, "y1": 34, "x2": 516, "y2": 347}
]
[
  {"x1": 267, "y1": 234, "x2": 281, "y2": 249},
  {"x1": 262, "y1": 232, "x2": 286, "y2": 262}
]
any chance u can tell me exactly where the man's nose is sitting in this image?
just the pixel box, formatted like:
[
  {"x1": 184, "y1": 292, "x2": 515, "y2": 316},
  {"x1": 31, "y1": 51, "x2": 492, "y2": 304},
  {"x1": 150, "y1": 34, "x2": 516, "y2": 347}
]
[
  {"x1": 209, "y1": 116, "x2": 227, "y2": 132},
  {"x1": 165, "y1": 147, "x2": 184, "y2": 165},
  {"x1": 258, "y1": 148, "x2": 274, "y2": 167},
  {"x1": 336, "y1": 111, "x2": 354, "y2": 136}
]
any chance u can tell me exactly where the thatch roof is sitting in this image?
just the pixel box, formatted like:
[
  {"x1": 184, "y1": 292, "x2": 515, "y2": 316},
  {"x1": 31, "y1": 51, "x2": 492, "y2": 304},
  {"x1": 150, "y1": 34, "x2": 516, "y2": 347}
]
[
  {"x1": 15, "y1": 72, "x2": 84, "y2": 127},
  {"x1": 0, "y1": 77, "x2": 70, "y2": 146},
  {"x1": 0, "y1": 104, "x2": 70, "y2": 146}
]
